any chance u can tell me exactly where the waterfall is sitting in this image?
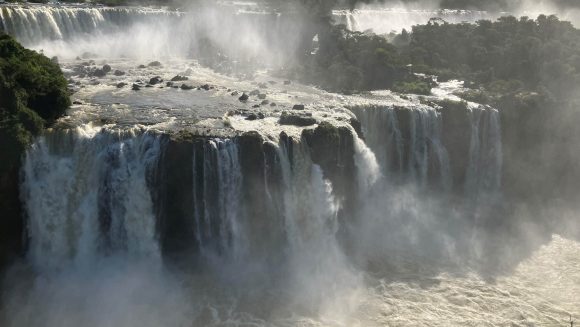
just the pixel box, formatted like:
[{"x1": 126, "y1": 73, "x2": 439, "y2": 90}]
[
  {"x1": 353, "y1": 134, "x2": 381, "y2": 194},
  {"x1": 351, "y1": 104, "x2": 501, "y2": 193},
  {"x1": 0, "y1": 6, "x2": 180, "y2": 46},
  {"x1": 332, "y1": 8, "x2": 497, "y2": 34},
  {"x1": 464, "y1": 106, "x2": 503, "y2": 195},
  {"x1": 0, "y1": 5, "x2": 307, "y2": 62},
  {"x1": 351, "y1": 105, "x2": 403, "y2": 177},
  {"x1": 192, "y1": 139, "x2": 244, "y2": 258},
  {"x1": 350, "y1": 105, "x2": 451, "y2": 190},
  {"x1": 21, "y1": 124, "x2": 163, "y2": 270},
  {"x1": 408, "y1": 107, "x2": 451, "y2": 189}
]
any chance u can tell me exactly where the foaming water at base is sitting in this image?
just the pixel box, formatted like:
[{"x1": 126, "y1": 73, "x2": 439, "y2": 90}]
[{"x1": 356, "y1": 235, "x2": 580, "y2": 327}]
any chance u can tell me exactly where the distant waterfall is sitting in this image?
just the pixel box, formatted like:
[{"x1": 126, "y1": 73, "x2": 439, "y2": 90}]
[
  {"x1": 0, "y1": 6, "x2": 181, "y2": 46},
  {"x1": 21, "y1": 125, "x2": 163, "y2": 270},
  {"x1": 0, "y1": 4, "x2": 307, "y2": 62},
  {"x1": 332, "y1": 8, "x2": 497, "y2": 34}
]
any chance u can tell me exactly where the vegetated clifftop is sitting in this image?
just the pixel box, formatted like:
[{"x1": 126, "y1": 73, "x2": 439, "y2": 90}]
[
  {"x1": 295, "y1": 14, "x2": 580, "y2": 210},
  {"x1": 394, "y1": 15, "x2": 580, "y2": 205},
  {"x1": 0, "y1": 32, "x2": 70, "y2": 269}
]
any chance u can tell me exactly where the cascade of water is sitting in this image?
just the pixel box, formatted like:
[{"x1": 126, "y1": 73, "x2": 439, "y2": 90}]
[
  {"x1": 351, "y1": 105, "x2": 403, "y2": 177},
  {"x1": 464, "y1": 106, "x2": 503, "y2": 195},
  {"x1": 353, "y1": 133, "x2": 381, "y2": 194},
  {"x1": 21, "y1": 124, "x2": 163, "y2": 270},
  {"x1": 332, "y1": 8, "x2": 497, "y2": 35},
  {"x1": 0, "y1": 6, "x2": 180, "y2": 46},
  {"x1": 351, "y1": 105, "x2": 450, "y2": 190},
  {"x1": 192, "y1": 139, "x2": 244, "y2": 258},
  {"x1": 408, "y1": 107, "x2": 451, "y2": 189},
  {"x1": 0, "y1": 5, "x2": 308, "y2": 63}
]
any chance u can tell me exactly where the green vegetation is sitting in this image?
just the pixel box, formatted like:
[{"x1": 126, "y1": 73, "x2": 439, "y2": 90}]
[
  {"x1": 297, "y1": 13, "x2": 580, "y2": 100},
  {"x1": 0, "y1": 32, "x2": 69, "y2": 172},
  {"x1": 291, "y1": 25, "x2": 424, "y2": 93},
  {"x1": 399, "y1": 15, "x2": 580, "y2": 100}
]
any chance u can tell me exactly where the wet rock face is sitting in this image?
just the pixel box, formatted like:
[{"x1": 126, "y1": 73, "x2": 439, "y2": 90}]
[{"x1": 302, "y1": 122, "x2": 357, "y2": 214}]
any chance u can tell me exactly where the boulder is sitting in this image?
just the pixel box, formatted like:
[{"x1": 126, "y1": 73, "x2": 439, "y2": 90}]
[
  {"x1": 114, "y1": 70, "x2": 125, "y2": 76},
  {"x1": 249, "y1": 89, "x2": 260, "y2": 96},
  {"x1": 270, "y1": 102, "x2": 277, "y2": 107},
  {"x1": 102, "y1": 64, "x2": 111, "y2": 73},
  {"x1": 116, "y1": 82, "x2": 127, "y2": 88},
  {"x1": 148, "y1": 61, "x2": 162, "y2": 67},
  {"x1": 92, "y1": 69, "x2": 107, "y2": 77},
  {"x1": 258, "y1": 93, "x2": 267, "y2": 99},
  {"x1": 239, "y1": 93, "x2": 249, "y2": 102},
  {"x1": 149, "y1": 76, "x2": 163, "y2": 85},
  {"x1": 181, "y1": 84, "x2": 194, "y2": 90},
  {"x1": 138, "y1": 64, "x2": 146, "y2": 69},
  {"x1": 132, "y1": 84, "x2": 141, "y2": 91},
  {"x1": 279, "y1": 111, "x2": 316, "y2": 126},
  {"x1": 200, "y1": 84, "x2": 210, "y2": 91},
  {"x1": 246, "y1": 113, "x2": 258, "y2": 121},
  {"x1": 261, "y1": 100, "x2": 269, "y2": 105},
  {"x1": 292, "y1": 104, "x2": 305, "y2": 110},
  {"x1": 166, "y1": 81, "x2": 174, "y2": 87}
]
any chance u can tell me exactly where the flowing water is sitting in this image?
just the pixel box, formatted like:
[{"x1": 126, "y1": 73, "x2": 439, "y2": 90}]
[{"x1": 1, "y1": 4, "x2": 579, "y2": 327}]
